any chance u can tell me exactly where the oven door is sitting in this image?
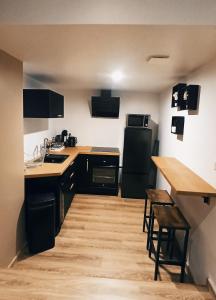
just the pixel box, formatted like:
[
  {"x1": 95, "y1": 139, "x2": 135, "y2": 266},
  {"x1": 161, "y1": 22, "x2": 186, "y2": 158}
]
[{"x1": 88, "y1": 156, "x2": 119, "y2": 188}]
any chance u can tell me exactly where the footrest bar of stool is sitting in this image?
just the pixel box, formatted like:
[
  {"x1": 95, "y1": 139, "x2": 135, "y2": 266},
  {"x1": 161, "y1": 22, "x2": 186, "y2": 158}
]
[{"x1": 158, "y1": 259, "x2": 182, "y2": 266}]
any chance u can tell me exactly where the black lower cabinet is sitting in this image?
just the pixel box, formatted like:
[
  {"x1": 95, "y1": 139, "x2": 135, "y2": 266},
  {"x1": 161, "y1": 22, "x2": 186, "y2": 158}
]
[
  {"x1": 26, "y1": 193, "x2": 55, "y2": 254},
  {"x1": 76, "y1": 154, "x2": 119, "y2": 196},
  {"x1": 60, "y1": 160, "x2": 77, "y2": 216},
  {"x1": 76, "y1": 155, "x2": 89, "y2": 193},
  {"x1": 25, "y1": 153, "x2": 119, "y2": 254},
  {"x1": 25, "y1": 176, "x2": 62, "y2": 235},
  {"x1": 121, "y1": 173, "x2": 149, "y2": 199},
  {"x1": 25, "y1": 159, "x2": 77, "y2": 242}
]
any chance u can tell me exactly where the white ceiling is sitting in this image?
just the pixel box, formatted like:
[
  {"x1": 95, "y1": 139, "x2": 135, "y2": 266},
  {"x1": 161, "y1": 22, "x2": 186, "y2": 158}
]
[
  {"x1": 1, "y1": 0, "x2": 216, "y2": 25},
  {"x1": 1, "y1": 1, "x2": 216, "y2": 93},
  {"x1": 1, "y1": 25, "x2": 216, "y2": 92}
]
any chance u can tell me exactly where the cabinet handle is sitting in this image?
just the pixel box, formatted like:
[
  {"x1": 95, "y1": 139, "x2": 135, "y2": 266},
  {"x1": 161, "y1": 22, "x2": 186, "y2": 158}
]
[
  {"x1": 100, "y1": 165, "x2": 116, "y2": 168},
  {"x1": 86, "y1": 159, "x2": 88, "y2": 172},
  {"x1": 70, "y1": 161, "x2": 74, "y2": 166},
  {"x1": 70, "y1": 172, "x2": 75, "y2": 179},
  {"x1": 57, "y1": 114, "x2": 62, "y2": 117},
  {"x1": 69, "y1": 183, "x2": 74, "y2": 191}
]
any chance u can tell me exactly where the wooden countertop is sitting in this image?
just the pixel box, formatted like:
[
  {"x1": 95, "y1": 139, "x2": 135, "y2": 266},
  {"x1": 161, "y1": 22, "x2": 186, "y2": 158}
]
[
  {"x1": 24, "y1": 146, "x2": 120, "y2": 179},
  {"x1": 152, "y1": 156, "x2": 216, "y2": 198}
]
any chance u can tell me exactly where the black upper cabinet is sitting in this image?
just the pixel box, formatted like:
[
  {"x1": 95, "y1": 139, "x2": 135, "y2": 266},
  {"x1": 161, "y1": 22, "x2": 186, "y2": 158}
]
[
  {"x1": 171, "y1": 83, "x2": 187, "y2": 108},
  {"x1": 23, "y1": 89, "x2": 64, "y2": 118}
]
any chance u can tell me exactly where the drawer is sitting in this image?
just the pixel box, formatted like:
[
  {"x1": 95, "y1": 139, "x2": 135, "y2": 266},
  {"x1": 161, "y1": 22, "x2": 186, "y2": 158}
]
[
  {"x1": 61, "y1": 161, "x2": 76, "y2": 180},
  {"x1": 88, "y1": 155, "x2": 119, "y2": 166},
  {"x1": 68, "y1": 181, "x2": 76, "y2": 193},
  {"x1": 60, "y1": 161, "x2": 77, "y2": 191}
]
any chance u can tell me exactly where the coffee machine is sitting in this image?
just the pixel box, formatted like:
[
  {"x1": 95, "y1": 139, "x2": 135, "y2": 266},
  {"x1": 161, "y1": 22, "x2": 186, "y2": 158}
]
[
  {"x1": 54, "y1": 130, "x2": 78, "y2": 147},
  {"x1": 66, "y1": 134, "x2": 78, "y2": 147}
]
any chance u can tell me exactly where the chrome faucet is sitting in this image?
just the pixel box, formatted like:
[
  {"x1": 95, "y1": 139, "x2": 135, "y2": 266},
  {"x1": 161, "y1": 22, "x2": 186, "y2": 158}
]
[
  {"x1": 43, "y1": 138, "x2": 49, "y2": 154},
  {"x1": 33, "y1": 145, "x2": 39, "y2": 159}
]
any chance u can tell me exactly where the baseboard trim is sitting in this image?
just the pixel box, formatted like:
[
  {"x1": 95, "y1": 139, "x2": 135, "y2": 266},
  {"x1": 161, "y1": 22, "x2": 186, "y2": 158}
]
[
  {"x1": 7, "y1": 242, "x2": 28, "y2": 269},
  {"x1": 185, "y1": 262, "x2": 194, "y2": 282},
  {"x1": 207, "y1": 278, "x2": 216, "y2": 299}
]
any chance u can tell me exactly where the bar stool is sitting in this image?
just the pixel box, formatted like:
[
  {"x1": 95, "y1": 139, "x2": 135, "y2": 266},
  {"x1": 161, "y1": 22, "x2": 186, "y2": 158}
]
[
  {"x1": 143, "y1": 189, "x2": 174, "y2": 249},
  {"x1": 149, "y1": 205, "x2": 190, "y2": 282}
]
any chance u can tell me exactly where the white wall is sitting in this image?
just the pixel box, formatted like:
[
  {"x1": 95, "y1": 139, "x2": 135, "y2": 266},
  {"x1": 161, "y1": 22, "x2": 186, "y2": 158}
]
[
  {"x1": 49, "y1": 89, "x2": 159, "y2": 158},
  {"x1": 23, "y1": 75, "x2": 56, "y2": 160},
  {"x1": 158, "y1": 57, "x2": 216, "y2": 286},
  {"x1": 0, "y1": 50, "x2": 25, "y2": 266}
]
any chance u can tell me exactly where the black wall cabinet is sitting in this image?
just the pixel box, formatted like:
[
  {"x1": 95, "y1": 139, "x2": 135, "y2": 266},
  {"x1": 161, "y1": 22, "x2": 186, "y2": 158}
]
[
  {"x1": 23, "y1": 89, "x2": 64, "y2": 118},
  {"x1": 171, "y1": 116, "x2": 185, "y2": 135}
]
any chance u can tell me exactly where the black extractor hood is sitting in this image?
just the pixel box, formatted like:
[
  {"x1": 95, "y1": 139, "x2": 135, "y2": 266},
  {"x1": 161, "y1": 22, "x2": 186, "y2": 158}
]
[{"x1": 91, "y1": 89, "x2": 120, "y2": 118}]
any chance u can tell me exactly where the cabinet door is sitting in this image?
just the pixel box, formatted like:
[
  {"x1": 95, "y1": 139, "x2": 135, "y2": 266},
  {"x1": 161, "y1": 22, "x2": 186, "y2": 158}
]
[
  {"x1": 49, "y1": 91, "x2": 64, "y2": 118},
  {"x1": 23, "y1": 89, "x2": 50, "y2": 117},
  {"x1": 76, "y1": 155, "x2": 90, "y2": 192}
]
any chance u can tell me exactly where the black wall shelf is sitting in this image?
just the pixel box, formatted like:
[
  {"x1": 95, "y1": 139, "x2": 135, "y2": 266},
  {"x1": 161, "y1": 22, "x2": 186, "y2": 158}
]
[
  {"x1": 171, "y1": 116, "x2": 185, "y2": 135},
  {"x1": 171, "y1": 84, "x2": 200, "y2": 111},
  {"x1": 171, "y1": 83, "x2": 187, "y2": 108},
  {"x1": 186, "y1": 85, "x2": 200, "y2": 110}
]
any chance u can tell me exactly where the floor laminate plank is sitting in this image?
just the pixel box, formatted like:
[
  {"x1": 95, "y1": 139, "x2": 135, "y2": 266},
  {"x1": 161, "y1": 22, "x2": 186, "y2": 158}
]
[{"x1": 0, "y1": 194, "x2": 212, "y2": 299}]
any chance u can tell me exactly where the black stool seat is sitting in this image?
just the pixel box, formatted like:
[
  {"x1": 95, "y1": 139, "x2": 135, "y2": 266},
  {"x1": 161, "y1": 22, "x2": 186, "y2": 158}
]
[
  {"x1": 154, "y1": 206, "x2": 190, "y2": 230},
  {"x1": 143, "y1": 189, "x2": 174, "y2": 232},
  {"x1": 149, "y1": 205, "x2": 190, "y2": 282},
  {"x1": 143, "y1": 189, "x2": 174, "y2": 250}
]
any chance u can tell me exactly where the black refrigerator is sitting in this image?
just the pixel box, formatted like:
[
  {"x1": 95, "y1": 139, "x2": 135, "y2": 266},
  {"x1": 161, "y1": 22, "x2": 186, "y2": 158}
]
[{"x1": 121, "y1": 127, "x2": 152, "y2": 199}]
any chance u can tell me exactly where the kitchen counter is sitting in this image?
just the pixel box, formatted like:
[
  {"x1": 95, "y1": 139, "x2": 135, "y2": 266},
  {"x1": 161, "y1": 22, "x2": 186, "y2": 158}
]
[{"x1": 24, "y1": 146, "x2": 120, "y2": 178}]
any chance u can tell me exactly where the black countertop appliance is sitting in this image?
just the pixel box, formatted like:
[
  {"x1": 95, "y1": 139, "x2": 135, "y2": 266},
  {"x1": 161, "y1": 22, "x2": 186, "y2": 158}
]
[
  {"x1": 66, "y1": 134, "x2": 77, "y2": 147},
  {"x1": 121, "y1": 127, "x2": 152, "y2": 199}
]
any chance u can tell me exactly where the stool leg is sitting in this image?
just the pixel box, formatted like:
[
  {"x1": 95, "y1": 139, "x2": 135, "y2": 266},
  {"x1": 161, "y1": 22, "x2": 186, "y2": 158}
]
[
  {"x1": 143, "y1": 197, "x2": 148, "y2": 232},
  {"x1": 166, "y1": 228, "x2": 172, "y2": 254},
  {"x1": 147, "y1": 203, "x2": 153, "y2": 250},
  {"x1": 180, "y1": 229, "x2": 189, "y2": 283},
  {"x1": 169, "y1": 229, "x2": 175, "y2": 259},
  {"x1": 154, "y1": 227, "x2": 162, "y2": 281},
  {"x1": 148, "y1": 210, "x2": 155, "y2": 258}
]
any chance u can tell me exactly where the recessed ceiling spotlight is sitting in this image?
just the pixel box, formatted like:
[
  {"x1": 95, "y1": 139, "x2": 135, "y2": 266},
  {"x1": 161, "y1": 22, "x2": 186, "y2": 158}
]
[
  {"x1": 111, "y1": 70, "x2": 124, "y2": 82},
  {"x1": 147, "y1": 55, "x2": 170, "y2": 64}
]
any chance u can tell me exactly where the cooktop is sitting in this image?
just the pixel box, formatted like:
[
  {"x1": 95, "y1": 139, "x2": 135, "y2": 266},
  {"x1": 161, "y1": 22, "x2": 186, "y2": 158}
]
[{"x1": 91, "y1": 147, "x2": 119, "y2": 152}]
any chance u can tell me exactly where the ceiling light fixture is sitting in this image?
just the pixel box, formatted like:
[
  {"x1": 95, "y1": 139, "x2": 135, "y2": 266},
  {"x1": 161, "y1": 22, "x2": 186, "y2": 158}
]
[{"x1": 111, "y1": 70, "x2": 124, "y2": 82}]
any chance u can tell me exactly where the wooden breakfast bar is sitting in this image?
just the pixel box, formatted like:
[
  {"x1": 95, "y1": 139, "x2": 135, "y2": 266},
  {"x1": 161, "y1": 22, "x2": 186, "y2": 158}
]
[{"x1": 151, "y1": 156, "x2": 216, "y2": 203}]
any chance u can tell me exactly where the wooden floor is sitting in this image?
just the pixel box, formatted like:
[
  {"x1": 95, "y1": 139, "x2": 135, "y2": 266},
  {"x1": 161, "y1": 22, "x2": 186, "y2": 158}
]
[{"x1": 0, "y1": 194, "x2": 213, "y2": 300}]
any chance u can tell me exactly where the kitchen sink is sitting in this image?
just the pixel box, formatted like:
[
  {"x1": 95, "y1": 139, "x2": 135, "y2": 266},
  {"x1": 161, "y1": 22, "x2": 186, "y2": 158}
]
[{"x1": 44, "y1": 154, "x2": 69, "y2": 163}]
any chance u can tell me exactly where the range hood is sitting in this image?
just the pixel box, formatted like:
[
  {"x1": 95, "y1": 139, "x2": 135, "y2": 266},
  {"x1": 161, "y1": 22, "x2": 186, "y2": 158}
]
[{"x1": 91, "y1": 89, "x2": 120, "y2": 118}]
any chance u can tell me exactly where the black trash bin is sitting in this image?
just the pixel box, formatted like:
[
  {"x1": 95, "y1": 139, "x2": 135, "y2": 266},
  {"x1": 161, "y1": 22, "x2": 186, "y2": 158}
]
[{"x1": 26, "y1": 192, "x2": 56, "y2": 254}]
